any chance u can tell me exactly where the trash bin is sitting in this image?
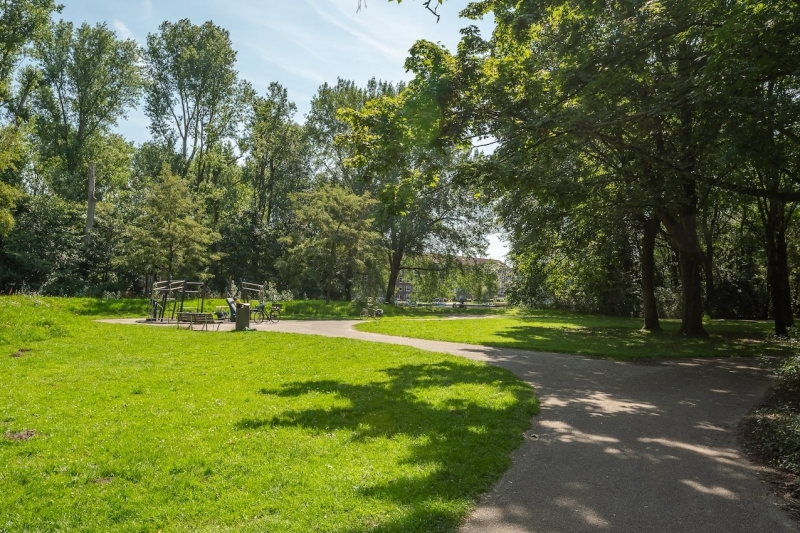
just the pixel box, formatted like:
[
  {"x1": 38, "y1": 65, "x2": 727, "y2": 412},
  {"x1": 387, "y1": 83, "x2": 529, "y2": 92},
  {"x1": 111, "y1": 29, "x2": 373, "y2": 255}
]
[{"x1": 235, "y1": 303, "x2": 250, "y2": 331}]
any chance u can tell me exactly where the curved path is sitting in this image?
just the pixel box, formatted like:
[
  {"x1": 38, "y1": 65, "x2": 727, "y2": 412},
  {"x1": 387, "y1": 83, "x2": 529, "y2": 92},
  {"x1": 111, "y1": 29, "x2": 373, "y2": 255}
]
[{"x1": 108, "y1": 318, "x2": 797, "y2": 532}]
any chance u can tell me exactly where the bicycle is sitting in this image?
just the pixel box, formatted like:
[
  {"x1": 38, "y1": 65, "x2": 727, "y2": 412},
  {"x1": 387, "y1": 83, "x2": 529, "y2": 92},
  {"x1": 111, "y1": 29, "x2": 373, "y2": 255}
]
[
  {"x1": 360, "y1": 304, "x2": 384, "y2": 320},
  {"x1": 251, "y1": 302, "x2": 281, "y2": 324},
  {"x1": 268, "y1": 303, "x2": 281, "y2": 323},
  {"x1": 250, "y1": 301, "x2": 266, "y2": 324}
]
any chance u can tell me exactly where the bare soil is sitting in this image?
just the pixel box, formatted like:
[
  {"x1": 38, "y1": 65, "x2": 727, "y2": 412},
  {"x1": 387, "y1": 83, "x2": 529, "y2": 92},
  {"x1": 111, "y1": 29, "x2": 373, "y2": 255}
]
[
  {"x1": 4, "y1": 429, "x2": 36, "y2": 441},
  {"x1": 10, "y1": 348, "x2": 32, "y2": 358}
]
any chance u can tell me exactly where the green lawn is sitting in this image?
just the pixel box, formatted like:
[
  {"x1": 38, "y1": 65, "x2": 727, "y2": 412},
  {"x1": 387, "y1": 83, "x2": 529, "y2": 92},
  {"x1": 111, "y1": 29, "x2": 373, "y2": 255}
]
[
  {"x1": 355, "y1": 309, "x2": 792, "y2": 360},
  {"x1": 0, "y1": 296, "x2": 537, "y2": 532}
]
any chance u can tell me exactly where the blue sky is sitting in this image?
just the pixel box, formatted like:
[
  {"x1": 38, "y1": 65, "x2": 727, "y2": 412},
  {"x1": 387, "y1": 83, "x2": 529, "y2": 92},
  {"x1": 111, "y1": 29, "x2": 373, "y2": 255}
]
[
  {"x1": 58, "y1": 0, "x2": 491, "y2": 141},
  {"x1": 57, "y1": 0, "x2": 507, "y2": 258}
]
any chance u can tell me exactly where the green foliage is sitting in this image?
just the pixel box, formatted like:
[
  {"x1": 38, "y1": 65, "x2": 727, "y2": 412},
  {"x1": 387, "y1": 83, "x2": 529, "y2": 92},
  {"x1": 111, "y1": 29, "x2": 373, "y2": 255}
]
[
  {"x1": 750, "y1": 405, "x2": 800, "y2": 475},
  {"x1": 400, "y1": 0, "x2": 800, "y2": 335},
  {"x1": 0, "y1": 1, "x2": 61, "y2": 233},
  {"x1": 241, "y1": 82, "x2": 311, "y2": 228},
  {"x1": 282, "y1": 185, "x2": 382, "y2": 303},
  {"x1": 145, "y1": 19, "x2": 244, "y2": 185},
  {"x1": 340, "y1": 84, "x2": 492, "y2": 302},
  {"x1": 32, "y1": 20, "x2": 143, "y2": 200},
  {"x1": 455, "y1": 260, "x2": 500, "y2": 302},
  {"x1": 122, "y1": 167, "x2": 220, "y2": 280},
  {"x1": 0, "y1": 296, "x2": 536, "y2": 532},
  {"x1": 0, "y1": 180, "x2": 21, "y2": 236},
  {"x1": 305, "y1": 78, "x2": 382, "y2": 190},
  {"x1": 748, "y1": 351, "x2": 800, "y2": 476},
  {"x1": 0, "y1": 0, "x2": 59, "y2": 101},
  {"x1": 0, "y1": 194, "x2": 85, "y2": 295},
  {"x1": 507, "y1": 217, "x2": 641, "y2": 315}
]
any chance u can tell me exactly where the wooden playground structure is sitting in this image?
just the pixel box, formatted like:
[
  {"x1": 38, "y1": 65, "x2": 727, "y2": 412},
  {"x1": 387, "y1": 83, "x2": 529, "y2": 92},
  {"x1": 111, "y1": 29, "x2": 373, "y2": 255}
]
[
  {"x1": 145, "y1": 279, "x2": 282, "y2": 329},
  {"x1": 147, "y1": 279, "x2": 209, "y2": 322}
]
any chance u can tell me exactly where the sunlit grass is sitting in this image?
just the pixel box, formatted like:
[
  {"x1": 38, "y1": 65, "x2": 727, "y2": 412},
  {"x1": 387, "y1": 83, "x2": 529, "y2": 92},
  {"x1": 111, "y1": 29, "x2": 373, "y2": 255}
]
[
  {"x1": 355, "y1": 309, "x2": 791, "y2": 361},
  {"x1": 0, "y1": 296, "x2": 536, "y2": 532}
]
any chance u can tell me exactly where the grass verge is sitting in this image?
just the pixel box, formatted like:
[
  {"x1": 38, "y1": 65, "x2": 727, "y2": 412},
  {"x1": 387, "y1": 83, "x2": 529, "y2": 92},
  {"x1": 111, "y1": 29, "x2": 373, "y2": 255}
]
[
  {"x1": 0, "y1": 296, "x2": 537, "y2": 532},
  {"x1": 354, "y1": 309, "x2": 792, "y2": 360}
]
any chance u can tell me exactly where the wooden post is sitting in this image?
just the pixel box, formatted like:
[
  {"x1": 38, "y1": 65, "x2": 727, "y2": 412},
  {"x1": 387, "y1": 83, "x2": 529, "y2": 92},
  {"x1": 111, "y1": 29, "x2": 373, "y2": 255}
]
[{"x1": 84, "y1": 164, "x2": 96, "y2": 246}]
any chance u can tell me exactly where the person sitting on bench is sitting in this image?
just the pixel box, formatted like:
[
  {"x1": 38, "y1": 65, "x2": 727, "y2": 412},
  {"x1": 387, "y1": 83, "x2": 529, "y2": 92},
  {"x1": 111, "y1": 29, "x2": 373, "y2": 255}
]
[{"x1": 225, "y1": 297, "x2": 237, "y2": 322}]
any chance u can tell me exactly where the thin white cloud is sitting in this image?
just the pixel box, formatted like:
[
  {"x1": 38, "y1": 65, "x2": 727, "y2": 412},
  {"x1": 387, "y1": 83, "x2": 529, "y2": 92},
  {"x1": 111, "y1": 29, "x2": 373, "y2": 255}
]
[
  {"x1": 260, "y1": 54, "x2": 328, "y2": 84},
  {"x1": 305, "y1": 0, "x2": 408, "y2": 64},
  {"x1": 113, "y1": 19, "x2": 135, "y2": 41}
]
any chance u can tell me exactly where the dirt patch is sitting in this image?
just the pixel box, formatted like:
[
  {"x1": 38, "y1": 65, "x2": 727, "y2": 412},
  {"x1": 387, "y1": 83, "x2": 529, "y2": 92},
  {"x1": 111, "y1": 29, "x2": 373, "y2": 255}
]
[
  {"x1": 739, "y1": 387, "x2": 800, "y2": 522},
  {"x1": 4, "y1": 429, "x2": 36, "y2": 441},
  {"x1": 10, "y1": 348, "x2": 32, "y2": 358},
  {"x1": 92, "y1": 476, "x2": 114, "y2": 485}
]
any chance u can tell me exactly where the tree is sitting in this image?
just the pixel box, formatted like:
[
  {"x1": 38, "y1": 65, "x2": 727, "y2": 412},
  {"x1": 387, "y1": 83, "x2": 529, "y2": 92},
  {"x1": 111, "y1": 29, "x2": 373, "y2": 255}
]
[
  {"x1": 341, "y1": 85, "x2": 491, "y2": 303},
  {"x1": 0, "y1": 194, "x2": 84, "y2": 294},
  {"x1": 241, "y1": 82, "x2": 309, "y2": 228},
  {"x1": 123, "y1": 167, "x2": 220, "y2": 281},
  {"x1": 282, "y1": 185, "x2": 381, "y2": 303},
  {"x1": 0, "y1": 0, "x2": 61, "y2": 231},
  {"x1": 367, "y1": 0, "x2": 445, "y2": 20},
  {"x1": 144, "y1": 19, "x2": 245, "y2": 187},
  {"x1": 32, "y1": 20, "x2": 143, "y2": 201},
  {"x1": 0, "y1": 181, "x2": 20, "y2": 236},
  {"x1": 404, "y1": 1, "x2": 751, "y2": 335},
  {"x1": 455, "y1": 259, "x2": 499, "y2": 302},
  {"x1": 305, "y1": 78, "x2": 379, "y2": 191},
  {"x1": 705, "y1": 0, "x2": 800, "y2": 334}
]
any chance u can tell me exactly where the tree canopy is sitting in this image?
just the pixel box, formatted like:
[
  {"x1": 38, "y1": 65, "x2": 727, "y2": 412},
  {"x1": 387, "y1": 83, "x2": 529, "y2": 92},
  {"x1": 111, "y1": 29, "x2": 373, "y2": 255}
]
[{"x1": 1, "y1": 0, "x2": 798, "y2": 339}]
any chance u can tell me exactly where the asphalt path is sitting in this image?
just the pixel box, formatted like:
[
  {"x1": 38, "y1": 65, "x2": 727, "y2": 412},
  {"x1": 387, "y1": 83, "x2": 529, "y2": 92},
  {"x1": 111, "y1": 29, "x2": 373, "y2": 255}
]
[{"x1": 106, "y1": 318, "x2": 798, "y2": 532}]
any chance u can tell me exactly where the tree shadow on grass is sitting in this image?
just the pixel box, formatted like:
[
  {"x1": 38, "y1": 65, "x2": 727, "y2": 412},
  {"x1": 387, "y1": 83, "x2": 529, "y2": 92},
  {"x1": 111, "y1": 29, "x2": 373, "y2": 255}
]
[
  {"x1": 235, "y1": 361, "x2": 538, "y2": 532},
  {"x1": 487, "y1": 321, "x2": 788, "y2": 360}
]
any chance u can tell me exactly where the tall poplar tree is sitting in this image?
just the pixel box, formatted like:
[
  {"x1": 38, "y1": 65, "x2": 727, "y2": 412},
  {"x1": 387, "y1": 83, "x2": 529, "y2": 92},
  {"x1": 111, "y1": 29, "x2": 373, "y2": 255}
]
[
  {"x1": 144, "y1": 19, "x2": 245, "y2": 188},
  {"x1": 32, "y1": 20, "x2": 143, "y2": 201}
]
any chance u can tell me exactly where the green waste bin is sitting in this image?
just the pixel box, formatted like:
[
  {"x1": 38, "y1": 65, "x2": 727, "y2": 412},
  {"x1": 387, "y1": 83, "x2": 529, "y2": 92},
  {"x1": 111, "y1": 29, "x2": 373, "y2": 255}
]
[{"x1": 236, "y1": 303, "x2": 250, "y2": 331}]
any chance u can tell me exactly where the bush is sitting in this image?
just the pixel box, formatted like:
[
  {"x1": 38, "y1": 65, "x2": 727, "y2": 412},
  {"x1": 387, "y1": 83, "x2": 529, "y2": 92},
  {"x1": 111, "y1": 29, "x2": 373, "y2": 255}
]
[
  {"x1": 748, "y1": 351, "x2": 800, "y2": 476},
  {"x1": 776, "y1": 353, "x2": 800, "y2": 390},
  {"x1": 751, "y1": 404, "x2": 800, "y2": 475}
]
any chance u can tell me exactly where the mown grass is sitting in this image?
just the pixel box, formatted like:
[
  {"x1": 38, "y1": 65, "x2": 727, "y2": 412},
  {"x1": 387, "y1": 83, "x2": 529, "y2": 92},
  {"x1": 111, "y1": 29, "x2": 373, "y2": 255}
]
[
  {"x1": 355, "y1": 309, "x2": 792, "y2": 360},
  {"x1": 0, "y1": 296, "x2": 537, "y2": 532}
]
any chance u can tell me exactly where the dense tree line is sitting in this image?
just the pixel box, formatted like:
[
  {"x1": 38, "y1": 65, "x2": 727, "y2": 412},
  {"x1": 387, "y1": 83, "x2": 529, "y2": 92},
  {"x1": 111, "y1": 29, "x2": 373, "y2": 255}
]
[
  {"x1": 395, "y1": 0, "x2": 800, "y2": 335},
  {"x1": 0, "y1": 1, "x2": 488, "y2": 302},
  {"x1": 3, "y1": 0, "x2": 798, "y2": 336}
]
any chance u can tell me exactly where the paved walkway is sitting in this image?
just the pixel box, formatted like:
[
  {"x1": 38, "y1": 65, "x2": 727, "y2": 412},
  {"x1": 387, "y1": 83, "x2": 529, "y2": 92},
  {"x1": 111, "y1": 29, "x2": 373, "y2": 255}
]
[{"x1": 105, "y1": 318, "x2": 798, "y2": 532}]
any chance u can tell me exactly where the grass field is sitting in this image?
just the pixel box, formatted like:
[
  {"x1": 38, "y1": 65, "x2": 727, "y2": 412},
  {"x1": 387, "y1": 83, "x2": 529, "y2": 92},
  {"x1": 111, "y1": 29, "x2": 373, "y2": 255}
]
[
  {"x1": 0, "y1": 296, "x2": 537, "y2": 532},
  {"x1": 355, "y1": 309, "x2": 792, "y2": 361}
]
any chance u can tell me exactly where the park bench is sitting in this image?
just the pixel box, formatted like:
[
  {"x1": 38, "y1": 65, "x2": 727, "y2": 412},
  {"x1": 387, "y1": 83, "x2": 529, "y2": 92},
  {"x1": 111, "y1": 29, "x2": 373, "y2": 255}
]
[{"x1": 176, "y1": 312, "x2": 223, "y2": 331}]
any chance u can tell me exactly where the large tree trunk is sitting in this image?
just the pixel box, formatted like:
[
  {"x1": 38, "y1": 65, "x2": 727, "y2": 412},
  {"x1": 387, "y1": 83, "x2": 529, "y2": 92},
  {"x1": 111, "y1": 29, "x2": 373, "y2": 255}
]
[
  {"x1": 384, "y1": 226, "x2": 405, "y2": 304},
  {"x1": 762, "y1": 201, "x2": 795, "y2": 336},
  {"x1": 385, "y1": 248, "x2": 403, "y2": 304},
  {"x1": 344, "y1": 265, "x2": 353, "y2": 302},
  {"x1": 699, "y1": 208, "x2": 717, "y2": 317},
  {"x1": 641, "y1": 215, "x2": 661, "y2": 331},
  {"x1": 659, "y1": 210, "x2": 708, "y2": 337}
]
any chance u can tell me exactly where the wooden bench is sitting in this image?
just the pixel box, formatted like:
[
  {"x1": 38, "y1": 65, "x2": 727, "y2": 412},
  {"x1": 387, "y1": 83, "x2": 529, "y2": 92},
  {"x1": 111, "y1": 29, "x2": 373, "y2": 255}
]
[{"x1": 176, "y1": 312, "x2": 222, "y2": 331}]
